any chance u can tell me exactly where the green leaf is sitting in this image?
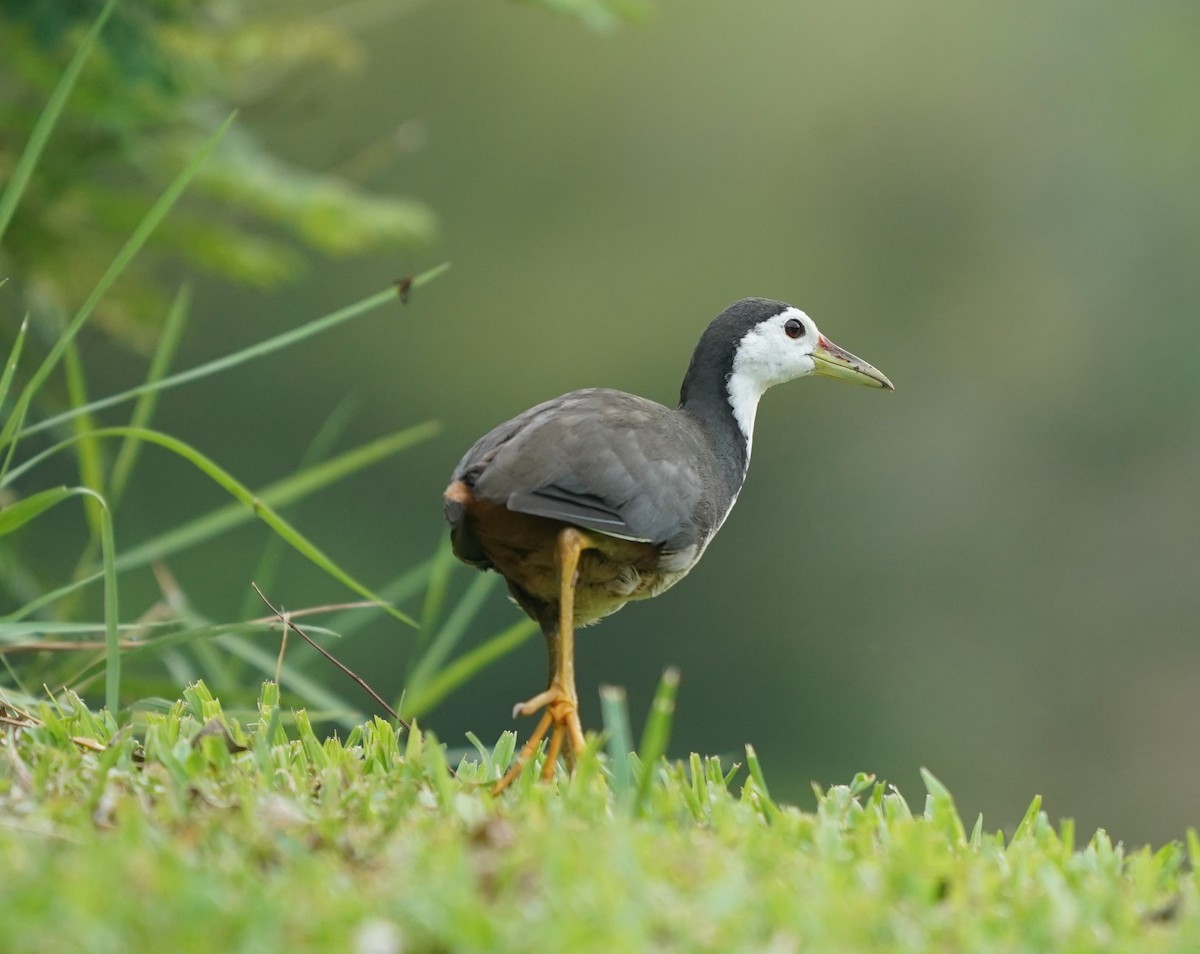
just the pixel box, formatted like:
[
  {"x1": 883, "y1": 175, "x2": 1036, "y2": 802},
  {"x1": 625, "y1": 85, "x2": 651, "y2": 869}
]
[
  {"x1": 0, "y1": 0, "x2": 119, "y2": 242},
  {"x1": 194, "y1": 126, "x2": 437, "y2": 255}
]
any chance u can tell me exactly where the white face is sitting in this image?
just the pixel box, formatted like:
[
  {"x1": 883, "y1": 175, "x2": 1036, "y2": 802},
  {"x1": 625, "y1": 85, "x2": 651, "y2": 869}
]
[
  {"x1": 731, "y1": 306, "x2": 822, "y2": 390},
  {"x1": 725, "y1": 306, "x2": 821, "y2": 453}
]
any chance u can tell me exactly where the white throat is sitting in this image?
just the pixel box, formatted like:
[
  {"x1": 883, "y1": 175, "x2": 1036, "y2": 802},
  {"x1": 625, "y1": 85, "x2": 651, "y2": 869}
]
[{"x1": 725, "y1": 369, "x2": 766, "y2": 464}]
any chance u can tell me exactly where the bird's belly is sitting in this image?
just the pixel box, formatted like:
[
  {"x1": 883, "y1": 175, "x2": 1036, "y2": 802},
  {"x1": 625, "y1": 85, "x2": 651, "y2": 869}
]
[
  {"x1": 473, "y1": 520, "x2": 673, "y2": 622},
  {"x1": 572, "y1": 562, "x2": 685, "y2": 626},
  {"x1": 448, "y1": 489, "x2": 701, "y2": 625},
  {"x1": 497, "y1": 543, "x2": 672, "y2": 627}
]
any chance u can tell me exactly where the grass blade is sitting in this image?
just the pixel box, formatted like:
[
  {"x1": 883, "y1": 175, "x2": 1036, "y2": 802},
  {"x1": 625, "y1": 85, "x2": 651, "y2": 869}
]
[
  {"x1": 320, "y1": 560, "x2": 434, "y2": 644},
  {"x1": 417, "y1": 536, "x2": 456, "y2": 643},
  {"x1": 132, "y1": 420, "x2": 435, "y2": 564},
  {"x1": 16, "y1": 262, "x2": 450, "y2": 442},
  {"x1": 272, "y1": 558, "x2": 438, "y2": 677},
  {"x1": 66, "y1": 285, "x2": 195, "y2": 586},
  {"x1": 743, "y1": 743, "x2": 780, "y2": 821},
  {"x1": 0, "y1": 317, "x2": 29, "y2": 413},
  {"x1": 107, "y1": 283, "x2": 192, "y2": 508},
  {"x1": 634, "y1": 667, "x2": 679, "y2": 814},
  {"x1": 1, "y1": 421, "x2": 438, "y2": 616},
  {"x1": 0, "y1": 486, "x2": 121, "y2": 711},
  {"x1": 401, "y1": 618, "x2": 537, "y2": 719},
  {"x1": 1012, "y1": 794, "x2": 1044, "y2": 843},
  {"x1": 403, "y1": 572, "x2": 497, "y2": 711},
  {"x1": 600, "y1": 684, "x2": 634, "y2": 803},
  {"x1": 745, "y1": 743, "x2": 770, "y2": 796},
  {"x1": 0, "y1": 111, "x2": 239, "y2": 472},
  {"x1": 64, "y1": 616, "x2": 365, "y2": 727},
  {"x1": 920, "y1": 767, "x2": 967, "y2": 843},
  {"x1": 214, "y1": 632, "x2": 363, "y2": 729},
  {"x1": 98, "y1": 502, "x2": 120, "y2": 714},
  {"x1": 125, "y1": 421, "x2": 438, "y2": 569},
  {"x1": 237, "y1": 396, "x2": 359, "y2": 621},
  {"x1": 0, "y1": 0, "x2": 118, "y2": 241},
  {"x1": 1, "y1": 426, "x2": 416, "y2": 626},
  {"x1": 63, "y1": 339, "x2": 106, "y2": 538},
  {"x1": 0, "y1": 486, "x2": 81, "y2": 536}
]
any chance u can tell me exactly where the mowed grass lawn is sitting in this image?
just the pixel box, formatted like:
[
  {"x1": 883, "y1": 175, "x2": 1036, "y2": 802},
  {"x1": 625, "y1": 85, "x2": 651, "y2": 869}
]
[{"x1": 1, "y1": 682, "x2": 1197, "y2": 953}]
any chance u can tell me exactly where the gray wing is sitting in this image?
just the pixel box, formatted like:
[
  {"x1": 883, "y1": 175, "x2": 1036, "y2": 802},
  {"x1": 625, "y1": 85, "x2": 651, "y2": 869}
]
[{"x1": 451, "y1": 389, "x2": 718, "y2": 552}]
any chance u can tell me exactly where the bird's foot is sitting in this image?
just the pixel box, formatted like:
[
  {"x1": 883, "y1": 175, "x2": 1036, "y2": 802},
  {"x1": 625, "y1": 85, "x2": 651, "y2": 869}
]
[{"x1": 491, "y1": 683, "x2": 586, "y2": 796}]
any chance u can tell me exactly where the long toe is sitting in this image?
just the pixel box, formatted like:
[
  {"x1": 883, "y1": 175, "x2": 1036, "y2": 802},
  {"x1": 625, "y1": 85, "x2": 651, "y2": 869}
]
[
  {"x1": 566, "y1": 711, "x2": 586, "y2": 756},
  {"x1": 492, "y1": 684, "x2": 585, "y2": 795},
  {"x1": 512, "y1": 688, "x2": 557, "y2": 719},
  {"x1": 541, "y1": 725, "x2": 566, "y2": 781}
]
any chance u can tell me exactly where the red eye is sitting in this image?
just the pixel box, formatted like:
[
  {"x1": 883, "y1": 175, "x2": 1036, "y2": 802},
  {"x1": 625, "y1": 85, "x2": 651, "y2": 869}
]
[{"x1": 784, "y1": 318, "x2": 804, "y2": 339}]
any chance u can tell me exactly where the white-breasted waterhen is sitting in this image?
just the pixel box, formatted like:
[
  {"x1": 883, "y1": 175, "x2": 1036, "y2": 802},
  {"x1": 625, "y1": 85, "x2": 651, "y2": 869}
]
[{"x1": 444, "y1": 298, "x2": 893, "y2": 793}]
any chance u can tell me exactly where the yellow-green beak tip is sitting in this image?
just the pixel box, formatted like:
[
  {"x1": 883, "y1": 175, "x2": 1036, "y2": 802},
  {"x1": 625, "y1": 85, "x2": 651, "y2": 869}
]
[{"x1": 812, "y1": 335, "x2": 894, "y2": 391}]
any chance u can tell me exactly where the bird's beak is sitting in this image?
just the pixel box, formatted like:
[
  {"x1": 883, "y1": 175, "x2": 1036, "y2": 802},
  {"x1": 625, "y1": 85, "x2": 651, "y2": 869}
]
[{"x1": 812, "y1": 335, "x2": 894, "y2": 391}]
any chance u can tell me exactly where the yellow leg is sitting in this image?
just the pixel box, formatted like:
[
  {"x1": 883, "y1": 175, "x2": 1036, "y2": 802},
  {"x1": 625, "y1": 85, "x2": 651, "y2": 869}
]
[{"x1": 491, "y1": 526, "x2": 591, "y2": 795}]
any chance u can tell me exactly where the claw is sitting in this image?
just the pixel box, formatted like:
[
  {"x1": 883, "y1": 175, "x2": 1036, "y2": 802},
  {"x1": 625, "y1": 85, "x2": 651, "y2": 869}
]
[{"x1": 513, "y1": 689, "x2": 555, "y2": 719}]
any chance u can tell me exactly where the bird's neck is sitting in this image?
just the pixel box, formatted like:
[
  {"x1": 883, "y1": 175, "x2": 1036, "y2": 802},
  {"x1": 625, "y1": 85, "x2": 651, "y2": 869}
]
[
  {"x1": 723, "y1": 369, "x2": 764, "y2": 461},
  {"x1": 678, "y1": 365, "x2": 755, "y2": 488}
]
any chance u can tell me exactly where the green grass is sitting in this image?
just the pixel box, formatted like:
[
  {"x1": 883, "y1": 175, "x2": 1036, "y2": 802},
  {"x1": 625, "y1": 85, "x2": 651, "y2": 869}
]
[{"x1": 1, "y1": 682, "x2": 1197, "y2": 953}]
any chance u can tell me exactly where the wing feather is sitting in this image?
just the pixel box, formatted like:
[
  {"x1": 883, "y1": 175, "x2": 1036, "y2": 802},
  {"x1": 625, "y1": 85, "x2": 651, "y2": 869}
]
[{"x1": 451, "y1": 389, "x2": 717, "y2": 550}]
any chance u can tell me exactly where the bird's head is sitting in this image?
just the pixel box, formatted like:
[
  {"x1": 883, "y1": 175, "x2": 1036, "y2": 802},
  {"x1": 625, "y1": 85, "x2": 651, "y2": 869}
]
[
  {"x1": 724, "y1": 299, "x2": 893, "y2": 395},
  {"x1": 680, "y1": 297, "x2": 893, "y2": 448}
]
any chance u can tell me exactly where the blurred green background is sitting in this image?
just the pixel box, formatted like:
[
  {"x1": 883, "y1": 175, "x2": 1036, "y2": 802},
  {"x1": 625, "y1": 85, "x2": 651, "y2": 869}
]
[{"x1": 12, "y1": 1, "x2": 1200, "y2": 845}]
